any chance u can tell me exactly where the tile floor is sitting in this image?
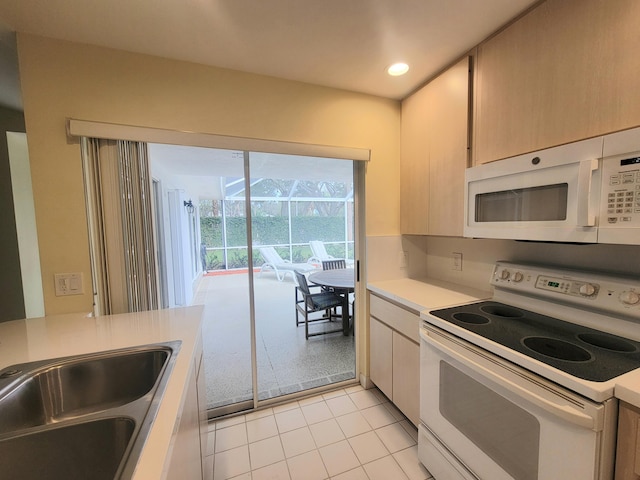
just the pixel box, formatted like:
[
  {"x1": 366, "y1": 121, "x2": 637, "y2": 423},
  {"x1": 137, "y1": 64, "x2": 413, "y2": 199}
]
[{"x1": 204, "y1": 384, "x2": 433, "y2": 480}]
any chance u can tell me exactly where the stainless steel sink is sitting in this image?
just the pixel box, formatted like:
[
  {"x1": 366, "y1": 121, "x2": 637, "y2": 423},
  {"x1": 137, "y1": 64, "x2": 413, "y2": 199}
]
[
  {"x1": 0, "y1": 417, "x2": 135, "y2": 480},
  {"x1": 0, "y1": 341, "x2": 181, "y2": 479},
  {"x1": 0, "y1": 347, "x2": 170, "y2": 434}
]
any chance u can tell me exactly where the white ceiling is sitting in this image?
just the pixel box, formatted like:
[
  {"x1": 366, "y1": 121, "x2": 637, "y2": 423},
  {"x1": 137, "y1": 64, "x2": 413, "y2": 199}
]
[{"x1": 0, "y1": 0, "x2": 538, "y2": 106}]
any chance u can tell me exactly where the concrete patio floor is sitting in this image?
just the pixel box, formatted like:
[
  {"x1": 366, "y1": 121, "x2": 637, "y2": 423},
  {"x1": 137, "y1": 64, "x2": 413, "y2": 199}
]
[{"x1": 192, "y1": 270, "x2": 356, "y2": 411}]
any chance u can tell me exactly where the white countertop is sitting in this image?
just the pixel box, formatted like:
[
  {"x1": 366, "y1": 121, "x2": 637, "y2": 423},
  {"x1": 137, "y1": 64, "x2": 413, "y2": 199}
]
[
  {"x1": 368, "y1": 277, "x2": 491, "y2": 312},
  {"x1": 615, "y1": 371, "x2": 640, "y2": 408},
  {"x1": 0, "y1": 305, "x2": 204, "y2": 480}
]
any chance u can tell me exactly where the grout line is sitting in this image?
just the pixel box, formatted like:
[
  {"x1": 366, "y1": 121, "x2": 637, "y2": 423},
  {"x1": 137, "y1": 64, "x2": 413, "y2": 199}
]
[{"x1": 211, "y1": 388, "x2": 430, "y2": 480}]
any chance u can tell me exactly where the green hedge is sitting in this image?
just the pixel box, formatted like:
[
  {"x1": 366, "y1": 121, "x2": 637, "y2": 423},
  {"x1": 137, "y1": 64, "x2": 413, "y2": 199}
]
[{"x1": 201, "y1": 216, "x2": 345, "y2": 248}]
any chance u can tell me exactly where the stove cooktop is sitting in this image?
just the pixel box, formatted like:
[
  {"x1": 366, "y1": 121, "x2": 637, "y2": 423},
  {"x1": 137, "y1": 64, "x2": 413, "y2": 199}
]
[{"x1": 429, "y1": 301, "x2": 640, "y2": 382}]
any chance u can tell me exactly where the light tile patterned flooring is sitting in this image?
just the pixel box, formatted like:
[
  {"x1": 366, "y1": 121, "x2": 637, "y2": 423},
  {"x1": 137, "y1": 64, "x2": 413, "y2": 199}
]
[{"x1": 204, "y1": 384, "x2": 433, "y2": 480}]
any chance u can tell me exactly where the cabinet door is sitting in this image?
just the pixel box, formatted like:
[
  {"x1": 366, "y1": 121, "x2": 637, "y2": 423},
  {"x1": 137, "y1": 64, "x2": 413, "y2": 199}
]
[
  {"x1": 474, "y1": 0, "x2": 640, "y2": 165},
  {"x1": 427, "y1": 57, "x2": 470, "y2": 236},
  {"x1": 392, "y1": 333, "x2": 420, "y2": 426},
  {"x1": 615, "y1": 401, "x2": 640, "y2": 480},
  {"x1": 166, "y1": 359, "x2": 204, "y2": 480},
  {"x1": 370, "y1": 316, "x2": 393, "y2": 400},
  {"x1": 400, "y1": 79, "x2": 430, "y2": 234},
  {"x1": 401, "y1": 56, "x2": 470, "y2": 235}
]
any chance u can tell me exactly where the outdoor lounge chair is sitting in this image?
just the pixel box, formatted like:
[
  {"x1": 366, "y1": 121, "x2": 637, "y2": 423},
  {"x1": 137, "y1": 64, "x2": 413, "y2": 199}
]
[
  {"x1": 308, "y1": 240, "x2": 335, "y2": 263},
  {"x1": 259, "y1": 247, "x2": 315, "y2": 281},
  {"x1": 309, "y1": 240, "x2": 354, "y2": 266}
]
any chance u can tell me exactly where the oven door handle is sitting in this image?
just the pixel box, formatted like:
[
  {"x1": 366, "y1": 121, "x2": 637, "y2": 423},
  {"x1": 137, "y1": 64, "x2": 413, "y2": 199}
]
[{"x1": 423, "y1": 329, "x2": 596, "y2": 430}]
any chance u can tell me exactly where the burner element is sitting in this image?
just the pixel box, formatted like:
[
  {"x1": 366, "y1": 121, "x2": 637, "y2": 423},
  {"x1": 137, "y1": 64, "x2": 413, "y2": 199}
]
[
  {"x1": 480, "y1": 305, "x2": 524, "y2": 318},
  {"x1": 523, "y1": 337, "x2": 592, "y2": 362},
  {"x1": 577, "y1": 333, "x2": 638, "y2": 353},
  {"x1": 452, "y1": 313, "x2": 490, "y2": 325}
]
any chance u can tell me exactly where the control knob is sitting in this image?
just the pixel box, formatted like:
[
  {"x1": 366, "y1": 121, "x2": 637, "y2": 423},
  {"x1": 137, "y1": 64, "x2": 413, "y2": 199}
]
[
  {"x1": 513, "y1": 272, "x2": 524, "y2": 283},
  {"x1": 620, "y1": 291, "x2": 640, "y2": 305},
  {"x1": 579, "y1": 283, "x2": 597, "y2": 297},
  {"x1": 500, "y1": 270, "x2": 510, "y2": 280}
]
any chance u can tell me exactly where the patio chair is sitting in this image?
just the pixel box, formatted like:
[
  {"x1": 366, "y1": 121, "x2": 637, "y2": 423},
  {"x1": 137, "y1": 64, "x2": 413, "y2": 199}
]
[
  {"x1": 322, "y1": 259, "x2": 346, "y2": 270},
  {"x1": 320, "y1": 259, "x2": 347, "y2": 313},
  {"x1": 259, "y1": 247, "x2": 315, "y2": 282},
  {"x1": 294, "y1": 270, "x2": 344, "y2": 339}
]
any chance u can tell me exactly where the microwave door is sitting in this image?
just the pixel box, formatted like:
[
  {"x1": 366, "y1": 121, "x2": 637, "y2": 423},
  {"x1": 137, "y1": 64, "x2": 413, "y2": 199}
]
[{"x1": 465, "y1": 159, "x2": 599, "y2": 243}]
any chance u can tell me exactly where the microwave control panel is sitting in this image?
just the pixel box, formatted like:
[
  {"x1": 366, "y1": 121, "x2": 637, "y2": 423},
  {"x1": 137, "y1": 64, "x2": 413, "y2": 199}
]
[{"x1": 601, "y1": 154, "x2": 640, "y2": 227}]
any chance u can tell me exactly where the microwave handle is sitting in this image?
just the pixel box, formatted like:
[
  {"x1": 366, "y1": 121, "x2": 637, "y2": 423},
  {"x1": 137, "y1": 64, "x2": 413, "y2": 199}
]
[
  {"x1": 576, "y1": 158, "x2": 599, "y2": 227},
  {"x1": 422, "y1": 327, "x2": 596, "y2": 430}
]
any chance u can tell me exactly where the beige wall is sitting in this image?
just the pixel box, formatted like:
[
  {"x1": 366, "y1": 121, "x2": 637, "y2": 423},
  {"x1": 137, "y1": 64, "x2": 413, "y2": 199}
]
[{"x1": 17, "y1": 33, "x2": 401, "y2": 315}]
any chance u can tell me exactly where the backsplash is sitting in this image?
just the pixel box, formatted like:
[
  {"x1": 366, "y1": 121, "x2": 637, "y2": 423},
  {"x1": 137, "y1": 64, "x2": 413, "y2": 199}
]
[
  {"x1": 367, "y1": 234, "x2": 640, "y2": 293},
  {"x1": 419, "y1": 236, "x2": 640, "y2": 292}
]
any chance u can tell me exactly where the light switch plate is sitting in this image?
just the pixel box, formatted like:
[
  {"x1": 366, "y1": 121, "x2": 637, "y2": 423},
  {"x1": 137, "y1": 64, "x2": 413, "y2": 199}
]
[{"x1": 54, "y1": 273, "x2": 84, "y2": 296}]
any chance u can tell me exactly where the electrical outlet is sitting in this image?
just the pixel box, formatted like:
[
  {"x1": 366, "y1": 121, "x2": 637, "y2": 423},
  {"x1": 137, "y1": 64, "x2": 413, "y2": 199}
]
[
  {"x1": 451, "y1": 252, "x2": 463, "y2": 271},
  {"x1": 54, "y1": 273, "x2": 84, "y2": 296},
  {"x1": 399, "y1": 250, "x2": 409, "y2": 269}
]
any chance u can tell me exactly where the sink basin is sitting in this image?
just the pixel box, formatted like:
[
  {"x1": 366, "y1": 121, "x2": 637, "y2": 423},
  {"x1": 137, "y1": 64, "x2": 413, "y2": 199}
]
[
  {"x1": 0, "y1": 417, "x2": 135, "y2": 480},
  {"x1": 0, "y1": 346, "x2": 171, "y2": 435},
  {"x1": 0, "y1": 341, "x2": 181, "y2": 479}
]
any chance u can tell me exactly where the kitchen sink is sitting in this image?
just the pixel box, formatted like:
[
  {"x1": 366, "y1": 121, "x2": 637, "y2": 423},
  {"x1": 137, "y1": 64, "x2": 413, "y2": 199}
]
[
  {"x1": 0, "y1": 341, "x2": 181, "y2": 479},
  {"x1": 0, "y1": 347, "x2": 171, "y2": 434},
  {"x1": 0, "y1": 416, "x2": 135, "y2": 480}
]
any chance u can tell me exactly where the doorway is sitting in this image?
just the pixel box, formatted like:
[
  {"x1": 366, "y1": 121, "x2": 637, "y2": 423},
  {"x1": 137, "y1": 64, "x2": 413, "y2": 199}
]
[{"x1": 148, "y1": 144, "x2": 360, "y2": 417}]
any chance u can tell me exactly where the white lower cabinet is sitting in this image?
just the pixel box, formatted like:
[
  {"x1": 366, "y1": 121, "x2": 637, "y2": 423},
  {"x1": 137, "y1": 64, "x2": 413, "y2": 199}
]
[
  {"x1": 370, "y1": 316, "x2": 393, "y2": 399},
  {"x1": 369, "y1": 293, "x2": 420, "y2": 425},
  {"x1": 166, "y1": 341, "x2": 207, "y2": 479},
  {"x1": 392, "y1": 332, "x2": 420, "y2": 425}
]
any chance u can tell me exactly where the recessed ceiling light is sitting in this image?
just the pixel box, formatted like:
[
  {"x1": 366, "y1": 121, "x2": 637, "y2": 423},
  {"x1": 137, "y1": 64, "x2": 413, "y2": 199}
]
[{"x1": 387, "y1": 63, "x2": 409, "y2": 76}]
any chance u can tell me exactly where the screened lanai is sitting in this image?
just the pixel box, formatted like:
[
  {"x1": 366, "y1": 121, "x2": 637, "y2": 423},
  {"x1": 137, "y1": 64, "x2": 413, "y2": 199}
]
[{"x1": 200, "y1": 173, "x2": 354, "y2": 273}]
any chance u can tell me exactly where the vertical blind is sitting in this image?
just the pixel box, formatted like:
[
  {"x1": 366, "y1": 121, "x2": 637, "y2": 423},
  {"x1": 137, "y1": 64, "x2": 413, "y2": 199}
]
[{"x1": 81, "y1": 137, "x2": 159, "y2": 315}]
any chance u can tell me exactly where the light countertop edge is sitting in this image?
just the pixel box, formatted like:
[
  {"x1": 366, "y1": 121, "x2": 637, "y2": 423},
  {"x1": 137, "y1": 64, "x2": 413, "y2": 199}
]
[
  {"x1": 0, "y1": 305, "x2": 205, "y2": 480},
  {"x1": 367, "y1": 277, "x2": 491, "y2": 313},
  {"x1": 615, "y1": 370, "x2": 640, "y2": 409}
]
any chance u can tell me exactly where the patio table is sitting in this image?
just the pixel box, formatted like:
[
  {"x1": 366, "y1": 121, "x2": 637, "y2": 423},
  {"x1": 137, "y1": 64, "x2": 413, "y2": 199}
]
[{"x1": 308, "y1": 268, "x2": 355, "y2": 336}]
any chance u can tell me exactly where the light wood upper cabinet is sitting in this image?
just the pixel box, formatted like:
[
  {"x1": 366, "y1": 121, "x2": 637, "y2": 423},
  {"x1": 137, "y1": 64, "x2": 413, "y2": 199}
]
[
  {"x1": 474, "y1": 0, "x2": 640, "y2": 165},
  {"x1": 400, "y1": 75, "x2": 430, "y2": 234},
  {"x1": 401, "y1": 56, "x2": 470, "y2": 235}
]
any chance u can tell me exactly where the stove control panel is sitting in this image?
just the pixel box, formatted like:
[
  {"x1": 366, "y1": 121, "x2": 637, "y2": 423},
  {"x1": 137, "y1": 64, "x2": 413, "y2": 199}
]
[
  {"x1": 492, "y1": 262, "x2": 640, "y2": 318},
  {"x1": 535, "y1": 276, "x2": 599, "y2": 298}
]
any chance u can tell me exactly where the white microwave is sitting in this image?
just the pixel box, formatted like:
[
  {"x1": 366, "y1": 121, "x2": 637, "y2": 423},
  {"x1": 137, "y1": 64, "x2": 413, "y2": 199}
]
[{"x1": 464, "y1": 135, "x2": 640, "y2": 244}]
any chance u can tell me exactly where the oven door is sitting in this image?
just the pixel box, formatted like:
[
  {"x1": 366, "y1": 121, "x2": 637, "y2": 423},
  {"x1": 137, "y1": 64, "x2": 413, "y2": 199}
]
[
  {"x1": 419, "y1": 323, "x2": 616, "y2": 480},
  {"x1": 464, "y1": 137, "x2": 602, "y2": 243}
]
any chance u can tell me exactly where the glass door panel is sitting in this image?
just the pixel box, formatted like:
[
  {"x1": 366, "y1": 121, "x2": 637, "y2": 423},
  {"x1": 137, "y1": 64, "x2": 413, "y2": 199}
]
[
  {"x1": 148, "y1": 145, "x2": 254, "y2": 416},
  {"x1": 249, "y1": 152, "x2": 356, "y2": 402}
]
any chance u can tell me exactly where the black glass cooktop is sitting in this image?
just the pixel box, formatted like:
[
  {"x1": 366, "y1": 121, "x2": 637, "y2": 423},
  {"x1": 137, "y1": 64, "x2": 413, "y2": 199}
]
[{"x1": 429, "y1": 301, "x2": 640, "y2": 382}]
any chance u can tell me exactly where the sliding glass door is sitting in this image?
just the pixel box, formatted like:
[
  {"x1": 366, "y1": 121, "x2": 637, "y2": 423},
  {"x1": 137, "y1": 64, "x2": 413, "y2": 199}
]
[{"x1": 148, "y1": 145, "x2": 358, "y2": 417}]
